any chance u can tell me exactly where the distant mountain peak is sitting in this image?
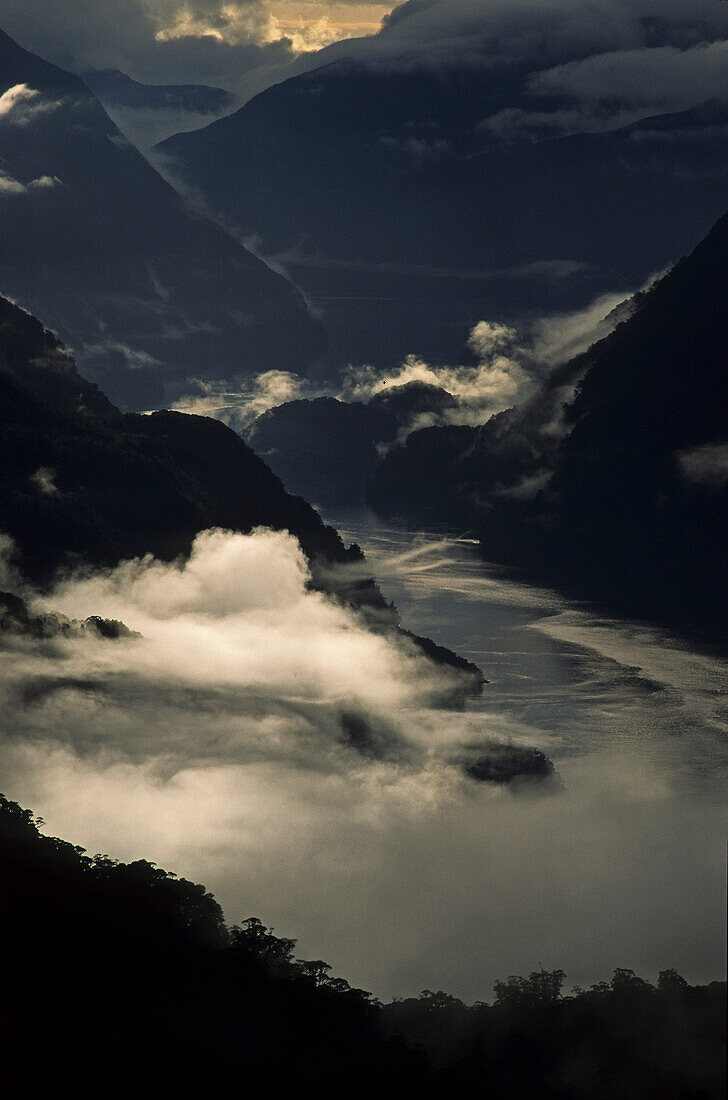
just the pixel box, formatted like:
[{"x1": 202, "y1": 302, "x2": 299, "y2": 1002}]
[
  {"x1": 81, "y1": 67, "x2": 236, "y2": 115},
  {"x1": 0, "y1": 27, "x2": 324, "y2": 410}
]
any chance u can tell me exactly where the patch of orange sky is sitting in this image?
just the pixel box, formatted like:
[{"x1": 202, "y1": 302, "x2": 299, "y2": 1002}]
[
  {"x1": 271, "y1": 2, "x2": 395, "y2": 45},
  {"x1": 156, "y1": 2, "x2": 396, "y2": 53}
]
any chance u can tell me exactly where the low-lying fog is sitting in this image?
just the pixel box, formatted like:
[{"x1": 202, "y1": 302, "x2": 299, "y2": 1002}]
[{"x1": 1, "y1": 520, "x2": 725, "y2": 1001}]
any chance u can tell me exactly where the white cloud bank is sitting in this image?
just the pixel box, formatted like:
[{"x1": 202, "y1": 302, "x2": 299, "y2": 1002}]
[
  {"x1": 0, "y1": 525, "x2": 724, "y2": 1000},
  {"x1": 172, "y1": 369, "x2": 305, "y2": 428},
  {"x1": 0, "y1": 170, "x2": 60, "y2": 196},
  {"x1": 344, "y1": 320, "x2": 538, "y2": 430},
  {"x1": 172, "y1": 288, "x2": 636, "y2": 444},
  {"x1": 0, "y1": 83, "x2": 63, "y2": 125}
]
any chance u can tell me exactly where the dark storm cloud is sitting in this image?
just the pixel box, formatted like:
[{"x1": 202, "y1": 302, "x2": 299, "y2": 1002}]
[
  {"x1": 0, "y1": 1, "x2": 295, "y2": 96},
  {"x1": 314, "y1": 0, "x2": 728, "y2": 133},
  {"x1": 4, "y1": 1, "x2": 728, "y2": 119},
  {"x1": 367, "y1": 0, "x2": 728, "y2": 63}
]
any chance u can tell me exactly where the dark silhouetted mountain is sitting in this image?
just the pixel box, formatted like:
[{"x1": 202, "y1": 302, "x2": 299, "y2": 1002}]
[
  {"x1": 82, "y1": 67, "x2": 236, "y2": 114},
  {"x1": 250, "y1": 396, "x2": 395, "y2": 507},
  {"x1": 0, "y1": 29, "x2": 323, "y2": 410},
  {"x1": 2, "y1": 792, "x2": 723, "y2": 1097},
  {"x1": 464, "y1": 741, "x2": 557, "y2": 788},
  {"x1": 369, "y1": 381, "x2": 458, "y2": 422},
  {"x1": 248, "y1": 383, "x2": 458, "y2": 506},
  {"x1": 160, "y1": 58, "x2": 728, "y2": 368},
  {"x1": 0, "y1": 792, "x2": 423, "y2": 1095},
  {"x1": 368, "y1": 213, "x2": 728, "y2": 636},
  {"x1": 0, "y1": 293, "x2": 362, "y2": 587},
  {"x1": 0, "y1": 294, "x2": 482, "y2": 692},
  {"x1": 0, "y1": 293, "x2": 117, "y2": 417}
]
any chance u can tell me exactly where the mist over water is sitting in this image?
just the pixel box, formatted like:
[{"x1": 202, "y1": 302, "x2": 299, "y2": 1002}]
[
  {"x1": 334, "y1": 516, "x2": 728, "y2": 781},
  {"x1": 1, "y1": 518, "x2": 725, "y2": 1001}
]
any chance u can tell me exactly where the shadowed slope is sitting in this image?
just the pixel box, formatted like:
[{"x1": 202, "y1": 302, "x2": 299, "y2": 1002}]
[
  {"x1": 368, "y1": 213, "x2": 728, "y2": 634},
  {"x1": 0, "y1": 28, "x2": 324, "y2": 409}
]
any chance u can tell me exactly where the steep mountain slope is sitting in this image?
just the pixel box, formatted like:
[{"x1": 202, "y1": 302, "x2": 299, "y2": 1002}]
[
  {"x1": 2, "y1": 792, "x2": 724, "y2": 1097},
  {"x1": 0, "y1": 293, "x2": 357, "y2": 586},
  {"x1": 160, "y1": 59, "x2": 728, "y2": 368},
  {"x1": 82, "y1": 68, "x2": 236, "y2": 114},
  {"x1": 0, "y1": 294, "x2": 483, "y2": 692},
  {"x1": 247, "y1": 383, "x2": 456, "y2": 506},
  {"x1": 0, "y1": 793, "x2": 423, "y2": 1095},
  {"x1": 0, "y1": 29, "x2": 323, "y2": 410},
  {"x1": 368, "y1": 213, "x2": 728, "y2": 635}
]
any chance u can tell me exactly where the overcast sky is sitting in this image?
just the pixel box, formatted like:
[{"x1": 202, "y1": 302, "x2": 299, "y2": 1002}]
[{"x1": 3, "y1": 0, "x2": 728, "y2": 115}]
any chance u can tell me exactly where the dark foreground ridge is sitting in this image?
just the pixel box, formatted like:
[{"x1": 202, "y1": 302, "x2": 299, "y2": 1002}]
[{"x1": 1, "y1": 793, "x2": 724, "y2": 1097}]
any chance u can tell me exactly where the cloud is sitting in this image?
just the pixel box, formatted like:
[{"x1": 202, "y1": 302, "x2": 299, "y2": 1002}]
[
  {"x1": 29, "y1": 467, "x2": 60, "y2": 496},
  {"x1": 171, "y1": 369, "x2": 306, "y2": 429},
  {"x1": 5, "y1": 0, "x2": 728, "y2": 119},
  {"x1": 494, "y1": 468, "x2": 552, "y2": 501},
  {"x1": 0, "y1": 83, "x2": 64, "y2": 125},
  {"x1": 0, "y1": 2, "x2": 389, "y2": 105},
  {"x1": 0, "y1": 526, "x2": 724, "y2": 999},
  {"x1": 82, "y1": 338, "x2": 163, "y2": 370},
  {"x1": 238, "y1": 244, "x2": 588, "y2": 284},
  {"x1": 528, "y1": 266, "x2": 667, "y2": 366},
  {"x1": 0, "y1": 172, "x2": 26, "y2": 196},
  {"x1": 168, "y1": 290, "x2": 638, "y2": 450},
  {"x1": 530, "y1": 39, "x2": 728, "y2": 122},
  {"x1": 529, "y1": 290, "x2": 636, "y2": 366},
  {"x1": 479, "y1": 103, "x2": 648, "y2": 142},
  {"x1": 12, "y1": 526, "x2": 479, "y2": 759},
  {"x1": 336, "y1": 292, "x2": 635, "y2": 440},
  {"x1": 0, "y1": 526, "x2": 520, "y2": 867},
  {"x1": 154, "y1": 1, "x2": 386, "y2": 53},
  {"x1": 676, "y1": 441, "x2": 728, "y2": 489},
  {"x1": 0, "y1": 170, "x2": 61, "y2": 196},
  {"x1": 342, "y1": 321, "x2": 540, "y2": 436}
]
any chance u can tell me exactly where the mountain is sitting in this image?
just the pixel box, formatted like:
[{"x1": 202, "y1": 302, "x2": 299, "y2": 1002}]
[
  {"x1": 0, "y1": 792, "x2": 423, "y2": 1095},
  {"x1": 0, "y1": 293, "x2": 116, "y2": 417},
  {"x1": 0, "y1": 29, "x2": 323, "y2": 410},
  {"x1": 2, "y1": 791, "x2": 724, "y2": 1096},
  {"x1": 0, "y1": 293, "x2": 483, "y2": 694},
  {"x1": 248, "y1": 383, "x2": 457, "y2": 507},
  {"x1": 368, "y1": 213, "x2": 728, "y2": 636},
  {"x1": 82, "y1": 68, "x2": 236, "y2": 114},
  {"x1": 0, "y1": 292, "x2": 358, "y2": 586},
  {"x1": 81, "y1": 68, "x2": 238, "y2": 147},
  {"x1": 159, "y1": 59, "x2": 728, "y2": 369}
]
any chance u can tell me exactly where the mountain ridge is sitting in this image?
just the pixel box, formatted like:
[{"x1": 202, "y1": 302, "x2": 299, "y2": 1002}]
[
  {"x1": 367, "y1": 212, "x2": 728, "y2": 635},
  {"x1": 0, "y1": 28, "x2": 324, "y2": 409},
  {"x1": 159, "y1": 58, "x2": 728, "y2": 369}
]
